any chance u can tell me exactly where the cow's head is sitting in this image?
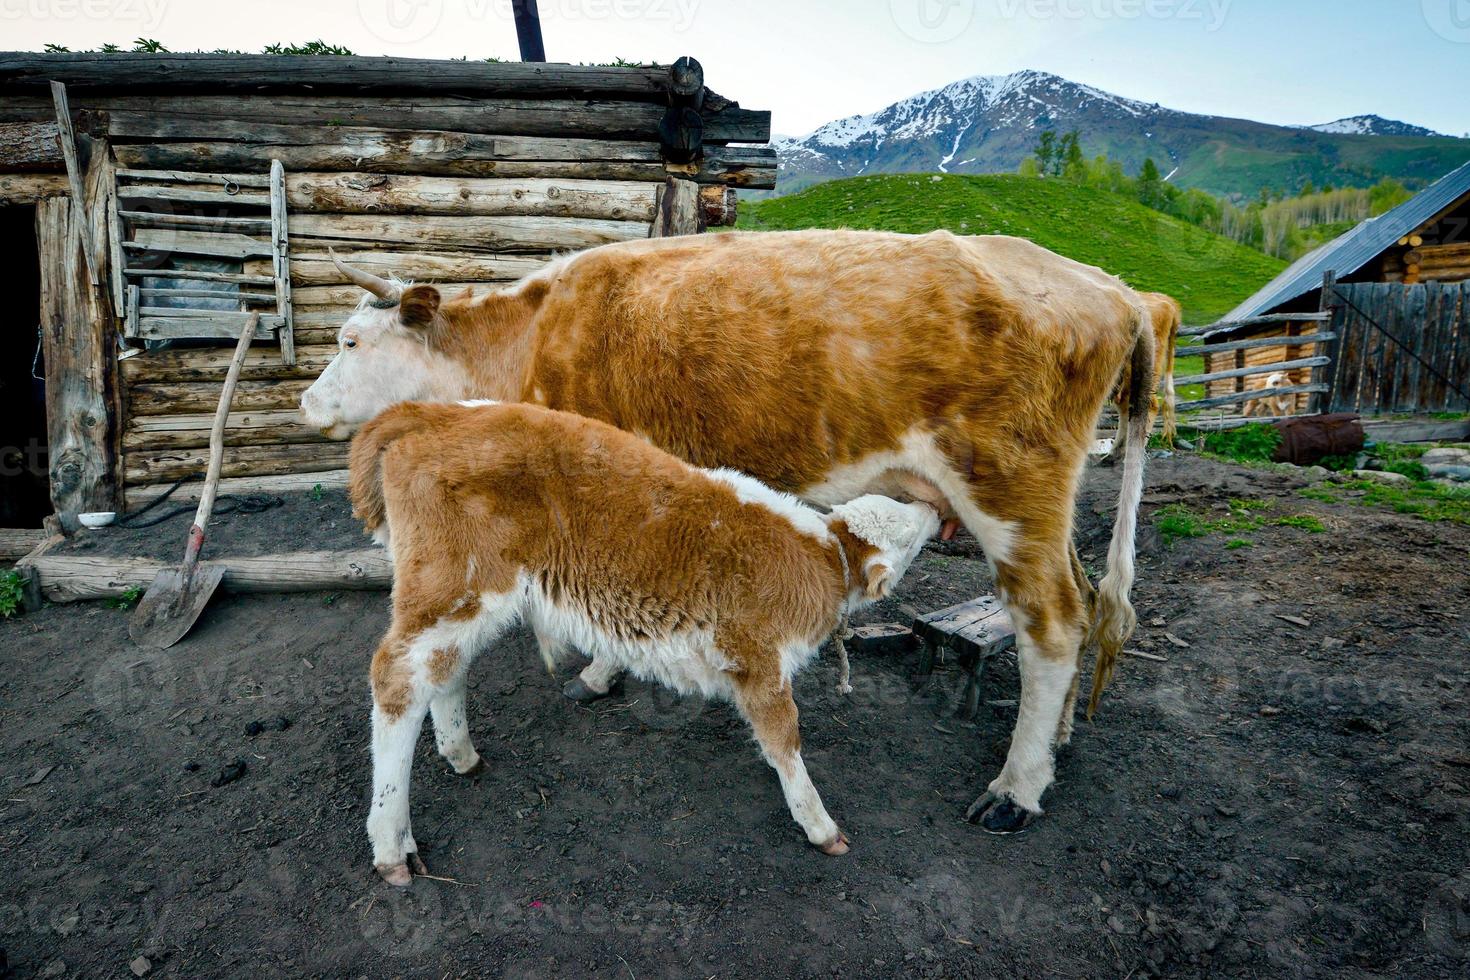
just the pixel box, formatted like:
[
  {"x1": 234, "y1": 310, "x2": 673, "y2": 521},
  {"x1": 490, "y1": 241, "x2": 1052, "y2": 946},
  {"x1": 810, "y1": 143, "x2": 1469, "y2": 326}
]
[
  {"x1": 300, "y1": 252, "x2": 471, "y2": 440},
  {"x1": 828, "y1": 495, "x2": 941, "y2": 607}
]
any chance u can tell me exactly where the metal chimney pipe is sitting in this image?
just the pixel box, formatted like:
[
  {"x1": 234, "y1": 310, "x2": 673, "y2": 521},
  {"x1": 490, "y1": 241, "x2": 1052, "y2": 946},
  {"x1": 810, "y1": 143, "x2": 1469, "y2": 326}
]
[{"x1": 514, "y1": 0, "x2": 547, "y2": 62}]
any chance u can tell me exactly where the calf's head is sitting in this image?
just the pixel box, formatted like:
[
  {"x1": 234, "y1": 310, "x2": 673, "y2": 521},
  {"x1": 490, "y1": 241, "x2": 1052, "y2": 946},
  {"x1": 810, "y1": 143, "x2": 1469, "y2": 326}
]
[
  {"x1": 299, "y1": 254, "x2": 468, "y2": 440},
  {"x1": 828, "y1": 495, "x2": 941, "y2": 608}
]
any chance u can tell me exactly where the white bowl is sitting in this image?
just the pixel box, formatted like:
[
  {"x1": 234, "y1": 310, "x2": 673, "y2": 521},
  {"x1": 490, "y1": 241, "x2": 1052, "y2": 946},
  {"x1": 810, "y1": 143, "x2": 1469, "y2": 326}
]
[{"x1": 78, "y1": 511, "x2": 116, "y2": 529}]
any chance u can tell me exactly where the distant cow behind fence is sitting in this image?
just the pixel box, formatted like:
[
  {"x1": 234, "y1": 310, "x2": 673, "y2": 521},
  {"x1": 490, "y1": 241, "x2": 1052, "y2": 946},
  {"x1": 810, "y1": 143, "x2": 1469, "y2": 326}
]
[{"x1": 1327, "y1": 280, "x2": 1470, "y2": 415}]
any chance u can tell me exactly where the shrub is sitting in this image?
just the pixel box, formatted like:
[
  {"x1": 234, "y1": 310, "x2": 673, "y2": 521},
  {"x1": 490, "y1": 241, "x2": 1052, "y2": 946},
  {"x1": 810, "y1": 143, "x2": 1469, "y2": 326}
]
[{"x1": 1200, "y1": 424, "x2": 1282, "y2": 464}]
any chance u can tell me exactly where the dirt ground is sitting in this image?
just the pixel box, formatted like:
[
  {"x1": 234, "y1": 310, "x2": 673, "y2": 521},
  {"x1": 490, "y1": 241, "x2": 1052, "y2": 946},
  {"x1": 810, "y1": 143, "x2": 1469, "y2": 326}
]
[{"x1": 3, "y1": 453, "x2": 1468, "y2": 978}]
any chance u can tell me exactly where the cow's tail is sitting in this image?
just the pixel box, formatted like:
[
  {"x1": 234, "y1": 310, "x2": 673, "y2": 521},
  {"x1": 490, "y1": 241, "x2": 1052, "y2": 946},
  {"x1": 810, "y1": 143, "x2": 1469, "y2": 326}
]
[
  {"x1": 1088, "y1": 303, "x2": 1155, "y2": 717},
  {"x1": 348, "y1": 405, "x2": 427, "y2": 551},
  {"x1": 1158, "y1": 299, "x2": 1181, "y2": 447}
]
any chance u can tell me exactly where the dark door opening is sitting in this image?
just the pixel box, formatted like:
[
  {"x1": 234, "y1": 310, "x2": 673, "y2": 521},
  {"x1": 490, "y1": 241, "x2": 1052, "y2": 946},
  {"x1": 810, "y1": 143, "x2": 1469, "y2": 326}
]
[{"x1": 0, "y1": 205, "x2": 49, "y2": 528}]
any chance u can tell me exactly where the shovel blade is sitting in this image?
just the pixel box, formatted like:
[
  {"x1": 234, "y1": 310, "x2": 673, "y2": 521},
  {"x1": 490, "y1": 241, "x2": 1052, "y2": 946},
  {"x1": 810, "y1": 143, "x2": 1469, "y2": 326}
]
[{"x1": 128, "y1": 562, "x2": 228, "y2": 649}]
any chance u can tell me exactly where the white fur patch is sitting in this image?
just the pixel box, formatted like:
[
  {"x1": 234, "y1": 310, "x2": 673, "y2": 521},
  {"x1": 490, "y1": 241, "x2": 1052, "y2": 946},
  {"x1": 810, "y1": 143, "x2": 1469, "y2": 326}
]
[
  {"x1": 800, "y1": 427, "x2": 1018, "y2": 568},
  {"x1": 700, "y1": 467, "x2": 832, "y2": 544},
  {"x1": 457, "y1": 399, "x2": 500, "y2": 409}
]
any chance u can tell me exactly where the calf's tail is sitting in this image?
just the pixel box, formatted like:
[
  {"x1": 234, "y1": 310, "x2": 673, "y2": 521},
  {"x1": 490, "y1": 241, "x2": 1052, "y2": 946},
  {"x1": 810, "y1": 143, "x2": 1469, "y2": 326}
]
[{"x1": 1087, "y1": 303, "x2": 1155, "y2": 717}]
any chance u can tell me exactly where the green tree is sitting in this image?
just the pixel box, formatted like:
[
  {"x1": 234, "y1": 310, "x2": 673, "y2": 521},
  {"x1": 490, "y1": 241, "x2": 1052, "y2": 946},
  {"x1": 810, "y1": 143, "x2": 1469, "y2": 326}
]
[
  {"x1": 1018, "y1": 157, "x2": 1041, "y2": 178},
  {"x1": 1034, "y1": 130, "x2": 1058, "y2": 178},
  {"x1": 1060, "y1": 130, "x2": 1086, "y2": 180},
  {"x1": 1138, "y1": 157, "x2": 1164, "y2": 209}
]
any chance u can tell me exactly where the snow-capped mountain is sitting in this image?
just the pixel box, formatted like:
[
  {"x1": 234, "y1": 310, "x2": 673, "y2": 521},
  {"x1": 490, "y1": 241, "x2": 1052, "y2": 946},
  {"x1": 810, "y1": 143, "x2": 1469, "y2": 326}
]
[
  {"x1": 771, "y1": 71, "x2": 1467, "y2": 199},
  {"x1": 1305, "y1": 115, "x2": 1444, "y2": 138}
]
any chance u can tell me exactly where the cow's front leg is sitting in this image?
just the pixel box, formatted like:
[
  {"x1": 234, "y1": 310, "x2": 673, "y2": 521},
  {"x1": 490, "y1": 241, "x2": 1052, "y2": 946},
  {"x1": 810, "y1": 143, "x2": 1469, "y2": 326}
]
[
  {"x1": 562, "y1": 655, "x2": 624, "y2": 704},
  {"x1": 967, "y1": 551, "x2": 1084, "y2": 834}
]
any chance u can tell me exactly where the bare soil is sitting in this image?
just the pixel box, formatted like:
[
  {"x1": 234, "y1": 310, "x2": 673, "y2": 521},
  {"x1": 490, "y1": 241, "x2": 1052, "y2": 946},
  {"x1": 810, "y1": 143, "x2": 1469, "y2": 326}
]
[{"x1": 3, "y1": 454, "x2": 1468, "y2": 978}]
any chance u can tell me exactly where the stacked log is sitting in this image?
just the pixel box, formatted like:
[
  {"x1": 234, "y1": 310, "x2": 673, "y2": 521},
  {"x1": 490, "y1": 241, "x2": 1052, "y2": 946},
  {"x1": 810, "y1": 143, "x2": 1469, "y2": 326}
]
[{"x1": 1404, "y1": 243, "x2": 1470, "y2": 283}]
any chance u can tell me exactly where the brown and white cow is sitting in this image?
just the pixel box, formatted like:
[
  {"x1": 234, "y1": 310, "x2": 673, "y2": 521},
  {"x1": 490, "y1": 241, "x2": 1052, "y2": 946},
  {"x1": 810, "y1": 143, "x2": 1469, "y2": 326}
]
[
  {"x1": 350, "y1": 399, "x2": 940, "y2": 884},
  {"x1": 302, "y1": 229, "x2": 1155, "y2": 833}
]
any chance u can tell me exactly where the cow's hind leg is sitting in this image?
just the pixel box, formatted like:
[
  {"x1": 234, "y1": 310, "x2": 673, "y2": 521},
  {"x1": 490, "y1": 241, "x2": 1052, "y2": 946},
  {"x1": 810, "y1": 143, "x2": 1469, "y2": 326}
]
[
  {"x1": 966, "y1": 539, "x2": 1086, "y2": 834},
  {"x1": 732, "y1": 673, "x2": 846, "y2": 855}
]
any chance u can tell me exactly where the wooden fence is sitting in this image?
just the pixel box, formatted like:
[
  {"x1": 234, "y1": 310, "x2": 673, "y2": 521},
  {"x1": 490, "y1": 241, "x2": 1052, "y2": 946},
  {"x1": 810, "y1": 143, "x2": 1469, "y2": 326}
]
[
  {"x1": 1324, "y1": 279, "x2": 1470, "y2": 415},
  {"x1": 1174, "y1": 312, "x2": 1333, "y2": 421}
]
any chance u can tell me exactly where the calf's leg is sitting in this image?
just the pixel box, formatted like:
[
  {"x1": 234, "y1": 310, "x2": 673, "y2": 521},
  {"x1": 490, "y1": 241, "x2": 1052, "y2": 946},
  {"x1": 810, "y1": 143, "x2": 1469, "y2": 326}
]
[
  {"x1": 430, "y1": 671, "x2": 483, "y2": 776},
  {"x1": 733, "y1": 675, "x2": 846, "y2": 854},
  {"x1": 563, "y1": 655, "x2": 624, "y2": 703},
  {"x1": 367, "y1": 597, "x2": 518, "y2": 886}
]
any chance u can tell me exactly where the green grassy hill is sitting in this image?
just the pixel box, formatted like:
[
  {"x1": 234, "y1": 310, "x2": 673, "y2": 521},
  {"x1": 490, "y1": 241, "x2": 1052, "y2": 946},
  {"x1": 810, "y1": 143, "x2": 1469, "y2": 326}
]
[{"x1": 738, "y1": 173, "x2": 1287, "y2": 326}]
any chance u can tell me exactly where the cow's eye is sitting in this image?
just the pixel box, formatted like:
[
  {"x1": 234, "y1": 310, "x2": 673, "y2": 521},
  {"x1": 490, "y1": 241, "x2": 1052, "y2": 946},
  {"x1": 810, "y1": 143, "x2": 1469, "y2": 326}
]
[{"x1": 343, "y1": 338, "x2": 358, "y2": 350}]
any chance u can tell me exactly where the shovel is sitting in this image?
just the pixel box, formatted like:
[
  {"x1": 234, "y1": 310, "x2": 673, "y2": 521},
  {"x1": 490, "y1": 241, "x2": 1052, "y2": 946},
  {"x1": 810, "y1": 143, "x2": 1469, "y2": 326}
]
[{"x1": 130, "y1": 314, "x2": 259, "y2": 648}]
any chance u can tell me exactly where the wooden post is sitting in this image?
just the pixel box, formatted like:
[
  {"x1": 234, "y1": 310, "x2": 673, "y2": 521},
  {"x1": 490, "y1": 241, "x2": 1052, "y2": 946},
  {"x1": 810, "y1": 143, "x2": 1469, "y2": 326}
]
[
  {"x1": 1313, "y1": 270, "x2": 1340, "y2": 414},
  {"x1": 649, "y1": 176, "x2": 704, "y2": 238},
  {"x1": 270, "y1": 159, "x2": 296, "y2": 366},
  {"x1": 49, "y1": 81, "x2": 100, "y2": 287},
  {"x1": 513, "y1": 0, "x2": 547, "y2": 62},
  {"x1": 36, "y1": 196, "x2": 120, "y2": 517}
]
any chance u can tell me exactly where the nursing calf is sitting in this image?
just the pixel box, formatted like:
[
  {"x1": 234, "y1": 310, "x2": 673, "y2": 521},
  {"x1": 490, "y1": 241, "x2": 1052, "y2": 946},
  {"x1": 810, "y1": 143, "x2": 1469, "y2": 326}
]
[{"x1": 350, "y1": 400, "x2": 939, "y2": 886}]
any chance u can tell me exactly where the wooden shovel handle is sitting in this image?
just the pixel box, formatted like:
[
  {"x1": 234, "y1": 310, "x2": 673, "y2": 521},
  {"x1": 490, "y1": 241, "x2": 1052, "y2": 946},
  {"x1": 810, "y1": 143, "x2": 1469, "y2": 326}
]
[{"x1": 182, "y1": 313, "x2": 258, "y2": 566}]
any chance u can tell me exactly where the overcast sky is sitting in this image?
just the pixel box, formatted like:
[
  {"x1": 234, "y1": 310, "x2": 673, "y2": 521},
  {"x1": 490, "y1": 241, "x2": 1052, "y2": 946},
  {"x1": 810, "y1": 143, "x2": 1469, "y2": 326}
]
[{"x1": 7, "y1": 0, "x2": 1470, "y2": 138}]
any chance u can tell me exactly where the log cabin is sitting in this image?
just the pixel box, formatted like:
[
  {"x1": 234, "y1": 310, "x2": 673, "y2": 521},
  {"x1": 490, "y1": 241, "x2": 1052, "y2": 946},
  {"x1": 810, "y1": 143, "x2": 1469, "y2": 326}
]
[
  {"x1": 0, "y1": 52, "x2": 772, "y2": 539},
  {"x1": 1195, "y1": 158, "x2": 1470, "y2": 418}
]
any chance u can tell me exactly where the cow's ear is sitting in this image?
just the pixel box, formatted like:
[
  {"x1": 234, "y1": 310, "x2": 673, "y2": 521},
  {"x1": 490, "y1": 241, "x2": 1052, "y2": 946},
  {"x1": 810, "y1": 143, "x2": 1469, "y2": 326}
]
[
  {"x1": 864, "y1": 562, "x2": 896, "y2": 600},
  {"x1": 399, "y1": 285, "x2": 441, "y2": 330}
]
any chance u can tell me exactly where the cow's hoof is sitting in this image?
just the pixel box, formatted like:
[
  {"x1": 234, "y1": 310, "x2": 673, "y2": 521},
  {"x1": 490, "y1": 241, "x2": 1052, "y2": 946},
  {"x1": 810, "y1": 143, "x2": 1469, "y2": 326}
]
[
  {"x1": 965, "y1": 792, "x2": 1039, "y2": 834},
  {"x1": 376, "y1": 862, "x2": 413, "y2": 887},
  {"x1": 816, "y1": 831, "x2": 850, "y2": 856},
  {"x1": 458, "y1": 757, "x2": 486, "y2": 778}
]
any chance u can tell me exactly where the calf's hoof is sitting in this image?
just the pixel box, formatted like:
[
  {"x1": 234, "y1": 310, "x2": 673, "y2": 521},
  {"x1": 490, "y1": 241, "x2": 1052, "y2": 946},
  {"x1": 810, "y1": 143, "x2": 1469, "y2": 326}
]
[
  {"x1": 376, "y1": 852, "x2": 429, "y2": 888},
  {"x1": 562, "y1": 675, "x2": 622, "y2": 704},
  {"x1": 965, "y1": 792, "x2": 1039, "y2": 835},
  {"x1": 458, "y1": 757, "x2": 486, "y2": 779},
  {"x1": 816, "y1": 831, "x2": 850, "y2": 856},
  {"x1": 376, "y1": 862, "x2": 413, "y2": 887}
]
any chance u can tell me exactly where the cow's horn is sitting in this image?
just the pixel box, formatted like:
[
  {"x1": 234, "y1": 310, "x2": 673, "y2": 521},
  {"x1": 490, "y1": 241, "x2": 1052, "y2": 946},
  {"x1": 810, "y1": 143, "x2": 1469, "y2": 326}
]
[{"x1": 329, "y1": 247, "x2": 399, "y2": 302}]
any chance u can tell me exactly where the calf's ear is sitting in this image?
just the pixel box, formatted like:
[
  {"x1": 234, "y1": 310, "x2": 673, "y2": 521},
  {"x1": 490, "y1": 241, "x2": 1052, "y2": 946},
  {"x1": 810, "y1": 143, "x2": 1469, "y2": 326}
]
[
  {"x1": 399, "y1": 285, "x2": 441, "y2": 330},
  {"x1": 864, "y1": 562, "x2": 896, "y2": 600}
]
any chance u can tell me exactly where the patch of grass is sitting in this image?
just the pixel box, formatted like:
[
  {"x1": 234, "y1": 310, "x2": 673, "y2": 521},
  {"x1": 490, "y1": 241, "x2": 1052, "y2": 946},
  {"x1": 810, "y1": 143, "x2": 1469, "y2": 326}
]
[
  {"x1": 1270, "y1": 514, "x2": 1326, "y2": 533},
  {"x1": 1154, "y1": 497, "x2": 1327, "y2": 545},
  {"x1": 310, "y1": 483, "x2": 325, "y2": 502},
  {"x1": 1199, "y1": 424, "x2": 1283, "y2": 464},
  {"x1": 106, "y1": 585, "x2": 145, "y2": 611},
  {"x1": 0, "y1": 571, "x2": 25, "y2": 618},
  {"x1": 1298, "y1": 479, "x2": 1470, "y2": 526},
  {"x1": 738, "y1": 173, "x2": 1286, "y2": 324}
]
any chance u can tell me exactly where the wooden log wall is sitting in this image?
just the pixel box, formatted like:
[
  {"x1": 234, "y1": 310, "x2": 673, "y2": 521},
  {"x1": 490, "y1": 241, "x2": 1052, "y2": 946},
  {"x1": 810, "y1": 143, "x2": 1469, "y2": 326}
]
[
  {"x1": 0, "y1": 55, "x2": 772, "y2": 508},
  {"x1": 1327, "y1": 281, "x2": 1470, "y2": 415}
]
